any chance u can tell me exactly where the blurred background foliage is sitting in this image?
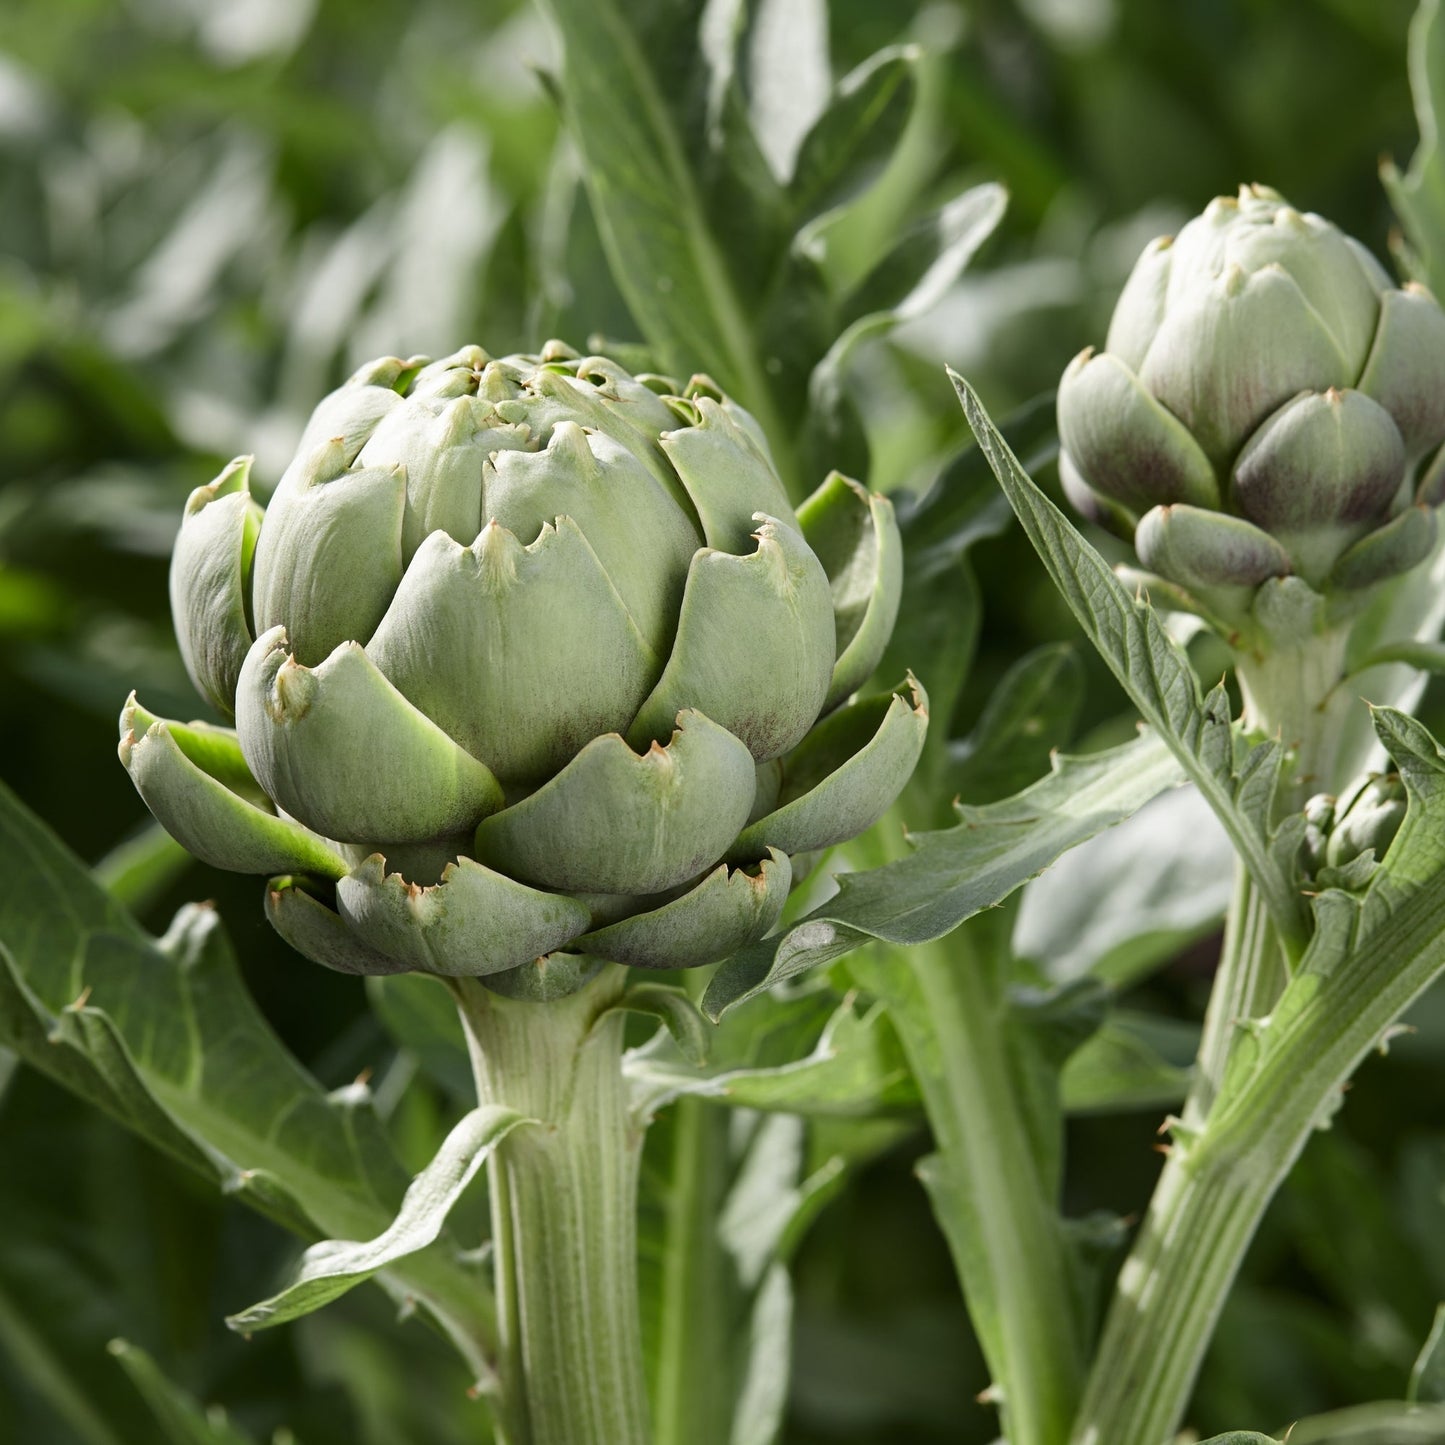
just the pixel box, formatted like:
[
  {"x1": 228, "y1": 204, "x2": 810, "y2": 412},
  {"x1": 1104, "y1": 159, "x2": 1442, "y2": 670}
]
[{"x1": 1, "y1": 0, "x2": 1442, "y2": 1441}]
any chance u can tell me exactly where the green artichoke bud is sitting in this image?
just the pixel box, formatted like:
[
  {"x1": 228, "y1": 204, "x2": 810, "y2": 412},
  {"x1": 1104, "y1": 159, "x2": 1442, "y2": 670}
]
[
  {"x1": 1059, "y1": 185, "x2": 1445, "y2": 629},
  {"x1": 1300, "y1": 771, "x2": 1407, "y2": 885},
  {"x1": 121, "y1": 343, "x2": 925, "y2": 986},
  {"x1": 1322, "y1": 771, "x2": 1407, "y2": 871}
]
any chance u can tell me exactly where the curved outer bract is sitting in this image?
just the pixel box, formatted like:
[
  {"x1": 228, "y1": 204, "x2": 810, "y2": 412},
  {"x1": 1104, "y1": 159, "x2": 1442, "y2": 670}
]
[{"x1": 123, "y1": 343, "x2": 926, "y2": 987}]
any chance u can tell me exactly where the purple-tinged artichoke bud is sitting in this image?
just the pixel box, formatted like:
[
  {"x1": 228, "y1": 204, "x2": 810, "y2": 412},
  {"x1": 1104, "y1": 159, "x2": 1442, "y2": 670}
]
[
  {"x1": 122, "y1": 345, "x2": 926, "y2": 991},
  {"x1": 1058, "y1": 185, "x2": 1445, "y2": 633}
]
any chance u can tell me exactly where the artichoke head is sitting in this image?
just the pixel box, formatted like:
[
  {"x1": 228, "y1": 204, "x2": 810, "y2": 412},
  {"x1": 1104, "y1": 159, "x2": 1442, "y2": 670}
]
[
  {"x1": 120, "y1": 343, "x2": 924, "y2": 993},
  {"x1": 1058, "y1": 185, "x2": 1445, "y2": 642}
]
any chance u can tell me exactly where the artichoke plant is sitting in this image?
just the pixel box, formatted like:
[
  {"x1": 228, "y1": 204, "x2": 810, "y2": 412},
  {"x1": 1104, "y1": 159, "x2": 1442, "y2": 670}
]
[
  {"x1": 1058, "y1": 184, "x2": 1445, "y2": 636},
  {"x1": 119, "y1": 341, "x2": 924, "y2": 991}
]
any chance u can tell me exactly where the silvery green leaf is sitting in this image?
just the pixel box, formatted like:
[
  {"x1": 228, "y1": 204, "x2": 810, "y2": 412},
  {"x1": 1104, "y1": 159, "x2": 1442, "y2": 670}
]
[
  {"x1": 1059, "y1": 1012, "x2": 1197, "y2": 1115},
  {"x1": 1014, "y1": 784, "x2": 1233, "y2": 988},
  {"x1": 1279, "y1": 1402, "x2": 1445, "y2": 1442},
  {"x1": 951, "y1": 369, "x2": 1309, "y2": 954},
  {"x1": 704, "y1": 728, "x2": 1184, "y2": 1020},
  {"x1": 626, "y1": 993, "x2": 915, "y2": 1118},
  {"x1": 227, "y1": 1104, "x2": 529, "y2": 1332}
]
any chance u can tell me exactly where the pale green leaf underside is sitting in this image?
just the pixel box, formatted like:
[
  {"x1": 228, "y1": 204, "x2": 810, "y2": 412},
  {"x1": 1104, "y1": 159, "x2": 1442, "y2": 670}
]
[{"x1": 228, "y1": 1104, "x2": 529, "y2": 1333}]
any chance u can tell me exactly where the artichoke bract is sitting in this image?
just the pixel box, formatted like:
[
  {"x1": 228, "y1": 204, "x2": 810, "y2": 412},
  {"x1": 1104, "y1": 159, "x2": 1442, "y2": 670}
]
[
  {"x1": 120, "y1": 342, "x2": 924, "y2": 992},
  {"x1": 1058, "y1": 184, "x2": 1445, "y2": 636}
]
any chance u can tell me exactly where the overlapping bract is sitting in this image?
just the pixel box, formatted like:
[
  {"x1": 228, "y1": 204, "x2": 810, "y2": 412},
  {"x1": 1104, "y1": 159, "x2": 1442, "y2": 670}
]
[
  {"x1": 1058, "y1": 185, "x2": 1445, "y2": 629},
  {"x1": 120, "y1": 343, "x2": 924, "y2": 990}
]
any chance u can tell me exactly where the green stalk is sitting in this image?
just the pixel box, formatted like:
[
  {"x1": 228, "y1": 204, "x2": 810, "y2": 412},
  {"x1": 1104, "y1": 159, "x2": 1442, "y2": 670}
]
[
  {"x1": 651, "y1": 1096, "x2": 734, "y2": 1445},
  {"x1": 858, "y1": 930, "x2": 1084, "y2": 1445},
  {"x1": 1184, "y1": 863, "x2": 1284, "y2": 1125},
  {"x1": 452, "y1": 968, "x2": 651, "y2": 1445},
  {"x1": 1071, "y1": 787, "x2": 1445, "y2": 1444}
]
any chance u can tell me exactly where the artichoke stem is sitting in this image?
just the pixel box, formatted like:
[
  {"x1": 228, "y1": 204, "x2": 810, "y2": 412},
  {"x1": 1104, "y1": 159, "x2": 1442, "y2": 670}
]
[
  {"x1": 451, "y1": 966, "x2": 651, "y2": 1445},
  {"x1": 1233, "y1": 624, "x2": 1351, "y2": 802}
]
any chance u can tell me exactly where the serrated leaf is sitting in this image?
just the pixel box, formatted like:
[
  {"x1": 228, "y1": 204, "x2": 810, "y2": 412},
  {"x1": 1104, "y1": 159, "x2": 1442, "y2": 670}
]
[
  {"x1": 612, "y1": 983, "x2": 710, "y2": 1068},
  {"x1": 107, "y1": 1340, "x2": 256, "y2": 1445},
  {"x1": 228, "y1": 1104, "x2": 529, "y2": 1333},
  {"x1": 1014, "y1": 784, "x2": 1233, "y2": 988},
  {"x1": 0, "y1": 781, "x2": 494, "y2": 1377},
  {"x1": 536, "y1": 0, "x2": 785, "y2": 456},
  {"x1": 626, "y1": 993, "x2": 916, "y2": 1118},
  {"x1": 703, "y1": 728, "x2": 1184, "y2": 1020},
  {"x1": 951, "y1": 369, "x2": 1309, "y2": 955},
  {"x1": 1059, "y1": 1011, "x2": 1196, "y2": 1115}
]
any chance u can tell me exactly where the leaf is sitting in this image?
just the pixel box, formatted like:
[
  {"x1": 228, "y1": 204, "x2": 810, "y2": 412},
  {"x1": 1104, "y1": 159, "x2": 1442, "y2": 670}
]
[
  {"x1": 878, "y1": 393, "x2": 1050, "y2": 779},
  {"x1": 807, "y1": 185, "x2": 1006, "y2": 454},
  {"x1": 1383, "y1": 0, "x2": 1445, "y2": 292},
  {"x1": 947, "y1": 642, "x2": 1084, "y2": 803},
  {"x1": 0, "y1": 781, "x2": 495, "y2": 1378},
  {"x1": 610, "y1": 983, "x2": 710, "y2": 1067},
  {"x1": 950, "y1": 369, "x2": 1308, "y2": 955},
  {"x1": 729, "y1": 1264, "x2": 791, "y2": 1445},
  {"x1": 367, "y1": 973, "x2": 473, "y2": 1101},
  {"x1": 535, "y1": 0, "x2": 783, "y2": 447},
  {"x1": 1014, "y1": 783, "x2": 1234, "y2": 989},
  {"x1": 787, "y1": 47, "x2": 917, "y2": 227},
  {"x1": 627, "y1": 993, "x2": 917, "y2": 1118},
  {"x1": 1059, "y1": 1011, "x2": 1196, "y2": 1115},
  {"x1": 91, "y1": 821, "x2": 193, "y2": 915},
  {"x1": 1284, "y1": 1402, "x2": 1445, "y2": 1442},
  {"x1": 1410, "y1": 1303, "x2": 1445, "y2": 1403},
  {"x1": 742, "y1": 0, "x2": 830, "y2": 185},
  {"x1": 703, "y1": 727, "x2": 1185, "y2": 1020},
  {"x1": 227, "y1": 1104, "x2": 529, "y2": 1333},
  {"x1": 107, "y1": 1339, "x2": 257, "y2": 1445}
]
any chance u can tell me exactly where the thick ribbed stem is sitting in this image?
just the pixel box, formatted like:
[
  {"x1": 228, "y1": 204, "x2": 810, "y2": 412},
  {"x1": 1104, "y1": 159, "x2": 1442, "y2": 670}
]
[
  {"x1": 1233, "y1": 626, "x2": 1351, "y2": 802},
  {"x1": 1185, "y1": 862, "x2": 1283, "y2": 1125},
  {"x1": 1072, "y1": 621, "x2": 1428, "y2": 1445},
  {"x1": 452, "y1": 969, "x2": 651, "y2": 1445},
  {"x1": 858, "y1": 933, "x2": 1084, "y2": 1445}
]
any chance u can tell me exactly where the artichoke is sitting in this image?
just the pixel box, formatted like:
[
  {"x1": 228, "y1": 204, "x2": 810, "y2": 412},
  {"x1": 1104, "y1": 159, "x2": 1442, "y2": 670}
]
[
  {"x1": 1301, "y1": 771, "x2": 1407, "y2": 879},
  {"x1": 1058, "y1": 184, "x2": 1445, "y2": 634},
  {"x1": 120, "y1": 342, "x2": 924, "y2": 993}
]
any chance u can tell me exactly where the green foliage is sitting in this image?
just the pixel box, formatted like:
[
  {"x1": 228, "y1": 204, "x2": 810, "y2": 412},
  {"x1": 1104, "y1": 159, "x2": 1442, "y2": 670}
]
[{"x1": 5, "y1": 0, "x2": 1445, "y2": 1442}]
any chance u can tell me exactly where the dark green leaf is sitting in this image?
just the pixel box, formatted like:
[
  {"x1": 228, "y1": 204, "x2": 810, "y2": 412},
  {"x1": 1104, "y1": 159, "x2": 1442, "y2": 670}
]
[{"x1": 0, "y1": 781, "x2": 495, "y2": 1378}]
